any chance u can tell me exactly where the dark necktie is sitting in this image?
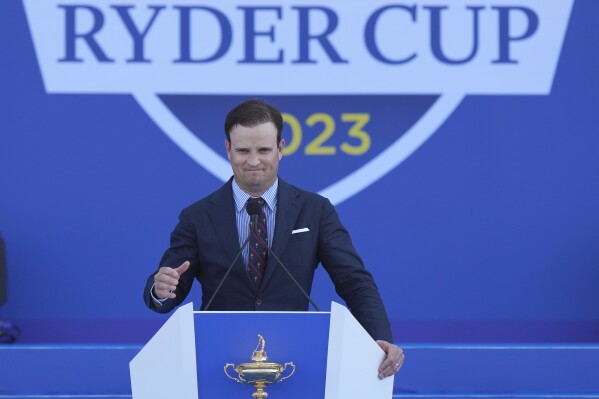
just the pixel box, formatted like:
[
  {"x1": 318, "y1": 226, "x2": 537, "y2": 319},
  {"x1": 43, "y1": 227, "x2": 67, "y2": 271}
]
[{"x1": 247, "y1": 198, "x2": 268, "y2": 291}]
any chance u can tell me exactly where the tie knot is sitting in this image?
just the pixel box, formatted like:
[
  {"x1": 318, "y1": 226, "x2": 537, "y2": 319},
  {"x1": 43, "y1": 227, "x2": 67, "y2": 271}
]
[{"x1": 248, "y1": 197, "x2": 265, "y2": 207}]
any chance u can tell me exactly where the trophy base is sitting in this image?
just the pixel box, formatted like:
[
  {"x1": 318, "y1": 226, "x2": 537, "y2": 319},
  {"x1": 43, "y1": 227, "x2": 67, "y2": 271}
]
[{"x1": 252, "y1": 381, "x2": 268, "y2": 399}]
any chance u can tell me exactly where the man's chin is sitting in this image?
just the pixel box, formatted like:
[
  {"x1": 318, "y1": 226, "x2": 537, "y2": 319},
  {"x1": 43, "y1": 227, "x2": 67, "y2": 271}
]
[
  {"x1": 243, "y1": 172, "x2": 266, "y2": 183},
  {"x1": 238, "y1": 178, "x2": 265, "y2": 193}
]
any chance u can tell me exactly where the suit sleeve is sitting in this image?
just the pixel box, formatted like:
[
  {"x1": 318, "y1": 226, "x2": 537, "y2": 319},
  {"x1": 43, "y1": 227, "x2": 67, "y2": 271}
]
[
  {"x1": 143, "y1": 209, "x2": 199, "y2": 313},
  {"x1": 316, "y1": 199, "x2": 393, "y2": 342}
]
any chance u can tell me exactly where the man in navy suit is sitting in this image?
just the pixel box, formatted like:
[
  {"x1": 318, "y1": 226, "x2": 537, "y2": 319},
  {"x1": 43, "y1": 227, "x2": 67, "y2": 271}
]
[{"x1": 144, "y1": 99, "x2": 404, "y2": 378}]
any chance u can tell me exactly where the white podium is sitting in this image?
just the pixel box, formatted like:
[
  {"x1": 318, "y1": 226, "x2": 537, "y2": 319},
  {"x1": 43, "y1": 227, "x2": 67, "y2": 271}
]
[{"x1": 130, "y1": 302, "x2": 393, "y2": 399}]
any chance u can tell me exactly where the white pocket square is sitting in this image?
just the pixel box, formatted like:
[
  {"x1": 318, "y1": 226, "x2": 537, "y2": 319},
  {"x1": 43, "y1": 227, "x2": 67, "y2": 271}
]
[{"x1": 291, "y1": 227, "x2": 310, "y2": 234}]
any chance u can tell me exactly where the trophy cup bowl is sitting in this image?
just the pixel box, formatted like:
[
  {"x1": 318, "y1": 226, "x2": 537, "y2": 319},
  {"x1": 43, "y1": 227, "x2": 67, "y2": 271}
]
[{"x1": 224, "y1": 335, "x2": 295, "y2": 399}]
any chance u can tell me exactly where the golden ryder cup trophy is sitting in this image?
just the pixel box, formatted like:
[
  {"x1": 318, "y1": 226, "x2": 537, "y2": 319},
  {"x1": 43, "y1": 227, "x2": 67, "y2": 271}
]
[{"x1": 224, "y1": 335, "x2": 296, "y2": 399}]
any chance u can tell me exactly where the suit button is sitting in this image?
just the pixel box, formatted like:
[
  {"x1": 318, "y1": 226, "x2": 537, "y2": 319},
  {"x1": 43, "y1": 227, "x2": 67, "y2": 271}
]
[{"x1": 256, "y1": 299, "x2": 262, "y2": 306}]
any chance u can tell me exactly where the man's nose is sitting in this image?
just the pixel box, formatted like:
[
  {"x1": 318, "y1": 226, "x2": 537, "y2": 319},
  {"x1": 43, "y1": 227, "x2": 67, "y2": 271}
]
[{"x1": 247, "y1": 153, "x2": 260, "y2": 166}]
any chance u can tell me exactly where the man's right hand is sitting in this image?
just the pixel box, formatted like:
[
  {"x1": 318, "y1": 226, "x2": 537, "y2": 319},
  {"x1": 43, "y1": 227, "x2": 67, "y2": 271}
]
[{"x1": 153, "y1": 261, "x2": 190, "y2": 299}]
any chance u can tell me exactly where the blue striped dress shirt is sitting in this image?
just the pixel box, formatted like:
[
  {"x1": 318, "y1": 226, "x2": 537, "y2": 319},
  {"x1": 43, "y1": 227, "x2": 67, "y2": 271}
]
[{"x1": 232, "y1": 179, "x2": 278, "y2": 268}]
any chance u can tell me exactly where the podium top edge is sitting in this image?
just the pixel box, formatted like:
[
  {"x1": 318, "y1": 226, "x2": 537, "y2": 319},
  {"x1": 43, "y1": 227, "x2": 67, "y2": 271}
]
[{"x1": 192, "y1": 311, "x2": 331, "y2": 315}]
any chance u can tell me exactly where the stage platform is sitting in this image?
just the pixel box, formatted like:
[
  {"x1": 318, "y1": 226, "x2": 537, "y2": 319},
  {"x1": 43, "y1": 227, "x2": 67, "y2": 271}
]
[{"x1": 1, "y1": 343, "x2": 598, "y2": 399}]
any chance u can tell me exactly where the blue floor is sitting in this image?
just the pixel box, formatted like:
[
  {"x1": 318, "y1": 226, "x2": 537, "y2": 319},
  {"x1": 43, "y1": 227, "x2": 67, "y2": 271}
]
[{"x1": 1, "y1": 344, "x2": 598, "y2": 398}]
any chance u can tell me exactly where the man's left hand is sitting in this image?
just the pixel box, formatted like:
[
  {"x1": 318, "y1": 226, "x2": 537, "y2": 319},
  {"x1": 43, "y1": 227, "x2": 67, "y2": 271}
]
[{"x1": 376, "y1": 340, "x2": 405, "y2": 379}]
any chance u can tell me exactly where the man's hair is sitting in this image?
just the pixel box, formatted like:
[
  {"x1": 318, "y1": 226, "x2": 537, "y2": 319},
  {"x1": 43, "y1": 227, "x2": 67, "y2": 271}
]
[{"x1": 224, "y1": 99, "x2": 284, "y2": 143}]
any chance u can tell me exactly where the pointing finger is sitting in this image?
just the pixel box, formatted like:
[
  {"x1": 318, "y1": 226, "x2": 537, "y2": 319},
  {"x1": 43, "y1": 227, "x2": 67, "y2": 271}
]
[{"x1": 158, "y1": 266, "x2": 179, "y2": 278}]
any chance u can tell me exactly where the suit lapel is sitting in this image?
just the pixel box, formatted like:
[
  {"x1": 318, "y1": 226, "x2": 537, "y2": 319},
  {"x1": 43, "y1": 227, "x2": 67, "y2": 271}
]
[{"x1": 261, "y1": 179, "x2": 301, "y2": 289}]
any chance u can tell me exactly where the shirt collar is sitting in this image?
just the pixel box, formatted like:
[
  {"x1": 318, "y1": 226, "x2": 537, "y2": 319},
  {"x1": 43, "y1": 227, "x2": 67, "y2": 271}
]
[{"x1": 232, "y1": 178, "x2": 278, "y2": 212}]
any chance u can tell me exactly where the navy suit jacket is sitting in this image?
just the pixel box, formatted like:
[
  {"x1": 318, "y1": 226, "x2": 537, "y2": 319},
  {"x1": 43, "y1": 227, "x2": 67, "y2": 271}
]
[{"x1": 144, "y1": 178, "x2": 392, "y2": 342}]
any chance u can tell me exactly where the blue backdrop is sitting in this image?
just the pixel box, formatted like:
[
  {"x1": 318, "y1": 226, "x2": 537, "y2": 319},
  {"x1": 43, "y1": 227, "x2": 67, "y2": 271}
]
[{"x1": 0, "y1": 0, "x2": 597, "y2": 343}]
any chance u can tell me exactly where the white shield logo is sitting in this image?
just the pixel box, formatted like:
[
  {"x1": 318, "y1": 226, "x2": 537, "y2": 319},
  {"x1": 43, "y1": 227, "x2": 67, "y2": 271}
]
[{"x1": 22, "y1": 0, "x2": 573, "y2": 203}]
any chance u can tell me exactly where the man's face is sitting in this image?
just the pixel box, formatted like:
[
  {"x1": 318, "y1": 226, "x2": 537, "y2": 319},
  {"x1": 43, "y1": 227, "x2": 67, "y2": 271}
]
[{"x1": 225, "y1": 122, "x2": 284, "y2": 196}]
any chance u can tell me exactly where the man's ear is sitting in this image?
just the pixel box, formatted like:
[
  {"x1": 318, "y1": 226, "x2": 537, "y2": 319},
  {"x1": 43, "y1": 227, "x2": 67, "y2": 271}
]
[
  {"x1": 278, "y1": 139, "x2": 285, "y2": 160},
  {"x1": 225, "y1": 139, "x2": 231, "y2": 160}
]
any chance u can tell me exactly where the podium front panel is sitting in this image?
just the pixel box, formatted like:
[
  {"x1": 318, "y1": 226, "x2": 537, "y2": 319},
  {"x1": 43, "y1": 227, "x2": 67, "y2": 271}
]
[{"x1": 194, "y1": 311, "x2": 330, "y2": 399}]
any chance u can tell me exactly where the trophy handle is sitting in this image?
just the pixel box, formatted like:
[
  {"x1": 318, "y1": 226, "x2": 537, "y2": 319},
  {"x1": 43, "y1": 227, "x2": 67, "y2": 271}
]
[
  {"x1": 278, "y1": 362, "x2": 296, "y2": 383},
  {"x1": 224, "y1": 363, "x2": 242, "y2": 383}
]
